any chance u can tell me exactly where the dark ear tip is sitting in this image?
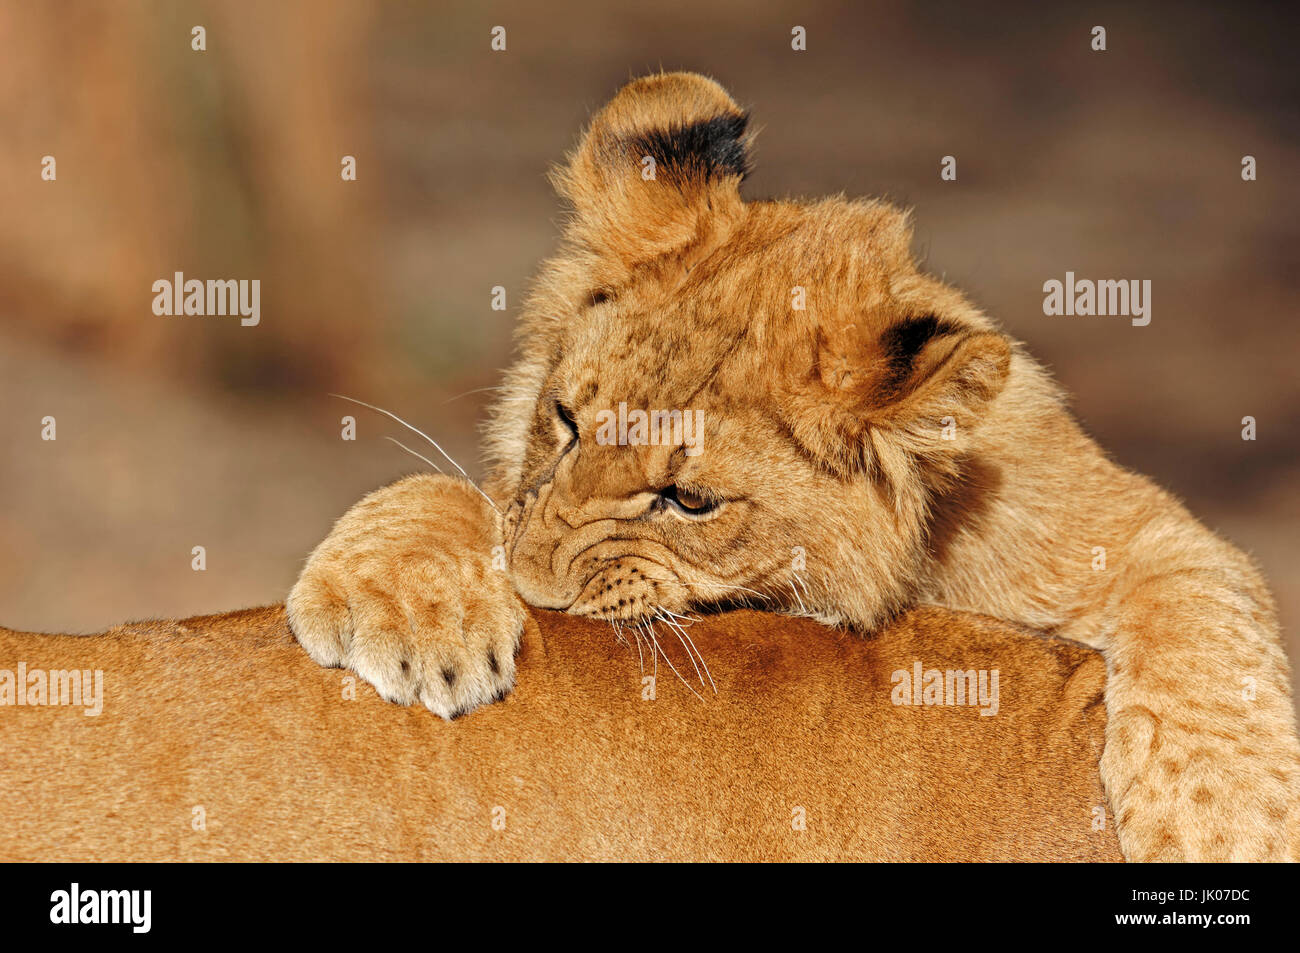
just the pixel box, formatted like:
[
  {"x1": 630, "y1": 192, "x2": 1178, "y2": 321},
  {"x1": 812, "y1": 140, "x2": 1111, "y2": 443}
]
[
  {"x1": 627, "y1": 111, "x2": 752, "y2": 182},
  {"x1": 588, "y1": 72, "x2": 752, "y2": 183}
]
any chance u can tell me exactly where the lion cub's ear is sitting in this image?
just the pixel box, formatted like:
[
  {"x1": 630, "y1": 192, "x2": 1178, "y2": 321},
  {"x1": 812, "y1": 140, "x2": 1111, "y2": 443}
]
[
  {"x1": 783, "y1": 315, "x2": 1012, "y2": 478},
  {"x1": 552, "y1": 72, "x2": 752, "y2": 273}
]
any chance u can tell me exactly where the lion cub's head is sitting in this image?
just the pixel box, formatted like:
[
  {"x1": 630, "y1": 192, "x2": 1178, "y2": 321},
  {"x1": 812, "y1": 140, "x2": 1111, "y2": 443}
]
[{"x1": 487, "y1": 73, "x2": 1012, "y2": 631}]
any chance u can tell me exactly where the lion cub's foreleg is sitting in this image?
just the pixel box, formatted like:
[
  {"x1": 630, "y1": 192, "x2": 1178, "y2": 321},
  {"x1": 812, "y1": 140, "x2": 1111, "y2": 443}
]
[{"x1": 1096, "y1": 533, "x2": 1300, "y2": 861}]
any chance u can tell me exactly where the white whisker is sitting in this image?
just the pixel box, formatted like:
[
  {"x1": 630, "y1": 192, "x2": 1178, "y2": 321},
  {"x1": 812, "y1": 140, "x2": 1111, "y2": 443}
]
[
  {"x1": 384, "y1": 436, "x2": 444, "y2": 474},
  {"x1": 442, "y1": 385, "x2": 503, "y2": 404},
  {"x1": 788, "y1": 579, "x2": 807, "y2": 614},
  {"x1": 640, "y1": 621, "x2": 655, "y2": 681},
  {"x1": 643, "y1": 573, "x2": 770, "y2": 603},
  {"x1": 658, "y1": 606, "x2": 702, "y2": 626},
  {"x1": 330, "y1": 392, "x2": 500, "y2": 514},
  {"x1": 643, "y1": 619, "x2": 703, "y2": 702},
  {"x1": 704, "y1": 581, "x2": 770, "y2": 601},
  {"x1": 667, "y1": 616, "x2": 716, "y2": 694},
  {"x1": 656, "y1": 608, "x2": 704, "y2": 690},
  {"x1": 330, "y1": 393, "x2": 470, "y2": 478},
  {"x1": 656, "y1": 607, "x2": 717, "y2": 695},
  {"x1": 608, "y1": 618, "x2": 631, "y2": 653}
]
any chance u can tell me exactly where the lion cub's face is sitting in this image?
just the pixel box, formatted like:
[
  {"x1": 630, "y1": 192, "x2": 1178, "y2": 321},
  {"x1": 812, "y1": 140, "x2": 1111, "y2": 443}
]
[{"x1": 492, "y1": 74, "x2": 1011, "y2": 629}]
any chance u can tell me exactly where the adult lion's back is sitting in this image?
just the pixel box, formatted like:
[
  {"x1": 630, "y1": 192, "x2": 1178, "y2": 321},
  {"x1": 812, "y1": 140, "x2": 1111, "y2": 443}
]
[{"x1": 0, "y1": 606, "x2": 1120, "y2": 861}]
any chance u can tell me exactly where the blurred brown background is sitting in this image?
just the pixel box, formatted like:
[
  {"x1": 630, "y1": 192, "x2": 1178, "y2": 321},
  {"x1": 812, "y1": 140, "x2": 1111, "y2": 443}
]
[{"x1": 1, "y1": 1, "x2": 1297, "y2": 700}]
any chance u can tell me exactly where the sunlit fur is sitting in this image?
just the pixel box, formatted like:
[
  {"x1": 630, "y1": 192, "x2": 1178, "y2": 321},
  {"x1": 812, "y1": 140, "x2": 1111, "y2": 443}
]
[
  {"x1": 294, "y1": 72, "x2": 1300, "y2": 861},
  {"x1": 1, "y1": 605, "x2": 1122, "y2": 861}
]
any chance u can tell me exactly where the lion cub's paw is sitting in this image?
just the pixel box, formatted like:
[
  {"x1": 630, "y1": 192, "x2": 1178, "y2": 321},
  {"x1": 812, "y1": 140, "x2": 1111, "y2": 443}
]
[{"x1": 287, "y1": 474, "x2": 526, "y2": 719}]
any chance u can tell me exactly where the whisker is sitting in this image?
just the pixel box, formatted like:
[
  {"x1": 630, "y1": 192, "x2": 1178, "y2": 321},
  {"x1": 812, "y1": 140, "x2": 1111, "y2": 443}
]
[
  {"x1": 788, "y1": 579, "x2": 807, "y2": 614},
  {"x1": 643, "y1": 618, "x2": 703, "y2": 702},
  {"x1": 658, "y1": 606, "x2": 702, "y2": 626},
  {"x1": 793, "y1": 572, "x2": 810, "y2": 598},
  {"x1": 639, "y1": 621, "x2": 655, "y2": 681},
  {"x1": 655, "y1": 608, "x2": 705, "y2": 690},
  {"x1": 704, "y1": 582, "x2": 770, "y2": 601},
  {"x1": 642, "y1": 573, "x2": 770, "y2": 603},
  {"x1": 331, "y1": 393, "x2": 468, "y2": 476},
  {"x1": 663, "y1": 612, "x2": 716, "y2": 694},
  {"x1": 330, "y1": 393, "x2": 500, "y2": 515},
  {"x1": 608, "y1": 618, "x2": 631, "y2": 653},
  {"x1": 442, "y1": 385, "x2": 503, "y2": 404},
  {"x1": 629, "y1": 620, "x2": 644, "y2": 675},
  {"x1": 656, "y1": 607, "x2": 717, "y2": 695},
  {"x1": 384, "y1": 436, "x2": 444, "y2": 474}
]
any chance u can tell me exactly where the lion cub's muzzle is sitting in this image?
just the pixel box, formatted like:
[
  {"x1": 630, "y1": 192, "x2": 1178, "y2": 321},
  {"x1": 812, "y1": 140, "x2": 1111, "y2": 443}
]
[{"x1": 505, "y1": 483, "x2": 684, "y2": 620}]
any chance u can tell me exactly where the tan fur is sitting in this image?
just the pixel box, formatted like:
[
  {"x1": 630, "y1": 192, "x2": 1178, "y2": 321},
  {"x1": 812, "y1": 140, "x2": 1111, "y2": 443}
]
[
  {"x1": 289, "y1": 73, "x2": 1300, "y2": 861},
  {"x1": 0, "y1": 604, "x2": 1120, "y2": 861}
]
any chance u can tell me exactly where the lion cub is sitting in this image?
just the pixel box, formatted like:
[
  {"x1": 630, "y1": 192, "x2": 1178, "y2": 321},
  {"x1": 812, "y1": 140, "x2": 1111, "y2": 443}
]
[{"x1": 289, "y1": 73, "x2": 1300, "y2": 861}]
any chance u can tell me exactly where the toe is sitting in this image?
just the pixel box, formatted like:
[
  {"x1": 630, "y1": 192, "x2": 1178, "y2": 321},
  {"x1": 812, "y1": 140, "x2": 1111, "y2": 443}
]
[{"x1": 286, "y1": 580, "x2": 350, "y2": 668}]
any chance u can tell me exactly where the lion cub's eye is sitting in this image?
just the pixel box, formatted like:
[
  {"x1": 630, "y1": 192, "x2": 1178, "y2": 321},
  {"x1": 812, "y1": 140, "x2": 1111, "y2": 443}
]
[
  {"x1": 661, "y1": 485, "x2": 720, "y2": 517},
  {"x1": 555, "y1": 401, "x2": 579, "y2": 444}
]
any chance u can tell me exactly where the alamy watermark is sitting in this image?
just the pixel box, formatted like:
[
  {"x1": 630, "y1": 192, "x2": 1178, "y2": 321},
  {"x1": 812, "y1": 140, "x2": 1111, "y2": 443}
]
[
  {"x1": 152, "y1": 272, "x2": 260, "y2": 326},
  {"x1": 0, "y1": 663, "x2": 103, "y2": 716},
  {"x1": 50, "y1": 883, "x2": 150, "y2": 933},
  {"x1": 891, "y1": 660, "x2": 999, "y2": 716},
  {"x1": 594, "y1": 402, "x2": 704, "y2": 456},
  {"x1": 1042, "y1": 271, "x2": 1150, "y2": 326}
]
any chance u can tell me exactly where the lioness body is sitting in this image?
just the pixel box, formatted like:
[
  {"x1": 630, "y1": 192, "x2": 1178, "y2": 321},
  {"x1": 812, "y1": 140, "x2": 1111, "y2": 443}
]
[
  {"x1": 289, "y1": 73, "x2": 1300, "y2": 861},
  {"x1": 0, "y1": 606, "x2": 1120, "y2": 861}
]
